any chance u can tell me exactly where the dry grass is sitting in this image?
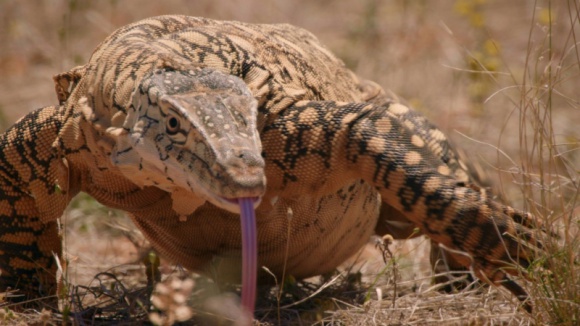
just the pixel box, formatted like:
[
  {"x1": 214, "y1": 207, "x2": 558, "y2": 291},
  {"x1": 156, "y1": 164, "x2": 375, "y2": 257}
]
[{"x1": 0, "y1": 0, "x2": 578, "y2": 325}]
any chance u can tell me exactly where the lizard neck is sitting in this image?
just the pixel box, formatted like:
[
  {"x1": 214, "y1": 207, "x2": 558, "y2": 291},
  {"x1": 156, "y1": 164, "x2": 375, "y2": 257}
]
[{"x1": 57, "y1": 102, "x2": 172, "y2": 213}]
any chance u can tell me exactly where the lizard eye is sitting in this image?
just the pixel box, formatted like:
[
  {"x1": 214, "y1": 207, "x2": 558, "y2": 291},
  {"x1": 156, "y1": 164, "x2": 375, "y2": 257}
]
[{"x1": 166, "y1": 116, "x2": 181, "y2": 135}]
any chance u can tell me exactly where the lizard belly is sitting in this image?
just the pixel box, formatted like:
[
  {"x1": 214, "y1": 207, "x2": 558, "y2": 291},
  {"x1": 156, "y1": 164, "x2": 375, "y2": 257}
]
[
  {"x1": 255, "y1": 180, "x2": 380, "y2": 279},
  {"x1": 130, "y1": 180, "x2": 380, "y2": 281}
]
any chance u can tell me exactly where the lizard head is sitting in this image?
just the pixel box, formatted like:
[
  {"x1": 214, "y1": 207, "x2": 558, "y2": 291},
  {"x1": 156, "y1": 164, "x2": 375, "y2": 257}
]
[{"x1": 112, "y1": 67, "x2": 265, "y2": 214}]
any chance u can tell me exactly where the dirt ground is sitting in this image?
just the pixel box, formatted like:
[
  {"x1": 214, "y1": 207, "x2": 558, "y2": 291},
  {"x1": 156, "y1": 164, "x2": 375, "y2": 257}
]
[{"x1": 0, "y1": 0, "x2": 578, "y2": 325}]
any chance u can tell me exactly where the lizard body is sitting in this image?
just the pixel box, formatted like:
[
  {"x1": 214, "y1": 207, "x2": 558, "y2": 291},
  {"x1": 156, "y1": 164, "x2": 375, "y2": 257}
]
[{"x1": 0, "y1": 16, "x2": 539, "y2": 311}]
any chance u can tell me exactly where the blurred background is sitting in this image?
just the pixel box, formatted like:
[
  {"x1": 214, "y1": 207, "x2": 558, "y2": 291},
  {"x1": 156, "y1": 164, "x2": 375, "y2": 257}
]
[
  {"x1": 1, "y1": 1, "x2": 577, "y2": 195},
  {"x1": 0, "y1": 1, "x2": 578, "y2": 319}
]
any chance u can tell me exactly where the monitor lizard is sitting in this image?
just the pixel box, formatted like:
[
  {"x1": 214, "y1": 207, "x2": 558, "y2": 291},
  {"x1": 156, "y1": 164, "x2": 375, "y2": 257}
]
[{"x1": 0, "y1": 15, "x2": 542, "y2": 314}]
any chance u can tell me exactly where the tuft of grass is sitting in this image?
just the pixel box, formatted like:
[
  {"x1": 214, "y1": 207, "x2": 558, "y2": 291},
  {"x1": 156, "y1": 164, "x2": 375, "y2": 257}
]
[
  {"x1": 450, "y1": 0, "x2": 579, "y2": 323},
  {"x1": 456, "y1": 0, "x2": 580, "y2": 323},
  {"x1": 517, "y1": 1, "x2": 580, "y2": 323}
]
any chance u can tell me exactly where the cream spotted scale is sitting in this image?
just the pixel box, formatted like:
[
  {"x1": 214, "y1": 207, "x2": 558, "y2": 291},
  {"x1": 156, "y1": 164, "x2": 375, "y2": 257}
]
[{"x1": 0, "y1": 16, "x2": 548, "y2": 320}]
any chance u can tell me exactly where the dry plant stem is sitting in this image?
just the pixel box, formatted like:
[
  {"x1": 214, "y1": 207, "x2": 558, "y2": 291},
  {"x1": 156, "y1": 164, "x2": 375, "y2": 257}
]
[
  {"x1": 277, "y1": 206, "x2": 293, "y2": 325},
  {"x1": 239, "y1": 198, "x2": 258, "y2": 316},
  {"x1": 376, "y1": 235, "x2": 397, "y2": 307}
]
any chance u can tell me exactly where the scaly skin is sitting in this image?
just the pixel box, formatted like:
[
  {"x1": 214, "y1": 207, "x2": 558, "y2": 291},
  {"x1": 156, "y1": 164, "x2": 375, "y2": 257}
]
[{"x1": 0, "y1": 16, "x2": 541, "y2": 311}]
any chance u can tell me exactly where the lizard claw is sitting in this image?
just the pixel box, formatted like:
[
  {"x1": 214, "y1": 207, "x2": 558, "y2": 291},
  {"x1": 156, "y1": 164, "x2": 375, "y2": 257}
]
[
  {"x1": 472, "y1": 263, "x2": 533, "y2": 313},
  {"x1": 501, "y1": 277, "x2": 533, "y2": 313}
]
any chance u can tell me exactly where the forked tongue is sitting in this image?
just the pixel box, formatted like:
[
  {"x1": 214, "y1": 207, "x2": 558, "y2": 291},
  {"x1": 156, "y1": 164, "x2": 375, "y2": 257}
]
[{"x1": 239, "y1": 197, "x2": 257, "y2": 315}]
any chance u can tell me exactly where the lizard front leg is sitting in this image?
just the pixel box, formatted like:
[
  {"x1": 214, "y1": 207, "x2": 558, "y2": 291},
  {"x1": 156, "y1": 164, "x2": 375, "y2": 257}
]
[
  {"x1": 346, "y1": 102, "x2": 541, "y2": 305},
  {"x1": 0, "y1": 106, "x2": 72, "y2": 306},
  {"x1": 261, "y1": 100, "x2": 541, "y2": 309},
  {"x1": 0, "y1": 200, "x2": 61, "y2": 305},
  {"x1": 363, "y1": 84, "x2": 480, "y2": 290}
]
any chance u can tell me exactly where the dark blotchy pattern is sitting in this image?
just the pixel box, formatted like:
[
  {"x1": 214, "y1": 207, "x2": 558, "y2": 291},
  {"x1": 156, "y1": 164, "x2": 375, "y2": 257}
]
[{"x1": 0, "y1": 16, "x2": 541, "y2": 310}]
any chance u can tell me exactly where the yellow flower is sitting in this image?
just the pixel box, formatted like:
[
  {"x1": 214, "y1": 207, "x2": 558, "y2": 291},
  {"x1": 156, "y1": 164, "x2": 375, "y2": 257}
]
[{"x1": 539, "y1": 7, "x2": 555, "y2": 26}]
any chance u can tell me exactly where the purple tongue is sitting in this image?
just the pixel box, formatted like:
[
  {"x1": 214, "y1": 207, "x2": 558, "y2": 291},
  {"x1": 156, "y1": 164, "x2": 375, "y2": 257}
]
[{"x1": 238, "y1": 197, "x2": 257, "y2": 314}]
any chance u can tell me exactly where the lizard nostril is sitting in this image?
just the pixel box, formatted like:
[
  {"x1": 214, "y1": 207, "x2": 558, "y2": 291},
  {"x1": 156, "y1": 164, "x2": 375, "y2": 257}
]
[{"x1": 238, "y1": 150, "x2": 264, "y2": 168}]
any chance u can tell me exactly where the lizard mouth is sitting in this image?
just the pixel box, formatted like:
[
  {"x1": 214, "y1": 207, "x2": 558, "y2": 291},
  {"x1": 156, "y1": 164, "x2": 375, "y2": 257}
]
[
  {"x1": 214, "y1": 195, "x2": 262, "y2": 213},
  {"x1": 238, "y1": 197, "x2": 258, "y2": 315}
]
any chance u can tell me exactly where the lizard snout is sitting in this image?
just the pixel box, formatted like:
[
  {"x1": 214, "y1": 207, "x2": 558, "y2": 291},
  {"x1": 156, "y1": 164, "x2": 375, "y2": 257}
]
[
  {"x1": 219, "y1": 148, "x2": 266, "y2": 196},
  {"x1": 231, "y1": 148, "x2": 264, "y2": 168}
]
